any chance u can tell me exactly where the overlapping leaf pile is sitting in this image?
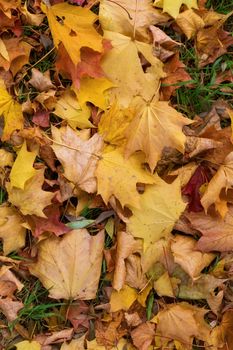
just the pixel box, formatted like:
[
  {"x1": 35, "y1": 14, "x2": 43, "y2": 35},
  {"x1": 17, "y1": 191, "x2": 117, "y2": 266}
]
[{"x1": 0, "y1": 0, "x2": 233, "y2": 349}]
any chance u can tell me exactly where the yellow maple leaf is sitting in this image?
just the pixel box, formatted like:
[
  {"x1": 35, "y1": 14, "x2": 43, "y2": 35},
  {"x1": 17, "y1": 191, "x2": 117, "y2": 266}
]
[
  {"x1": 0, "y1": 81, "x2": 24, "y2": 141},
  {"x1": 125, "y1": 97, "x2": 192, "y2": 171},
  {"x1": 98, "y1": 102, "x2": 134, "y2": 146},
  {"x1": 41, "y1": 2, "x2": 103, "y2": 64},
  {"x1": 15, "y1": 340, "x2": 41, "y2": 350},
  {"x1": 101, "y1": 31, "x2": 165, "y2": 107},
  {"x1": 6, "y1": 168, "x2": 54, "y2": 217},
  {"x1": 99, "y1": 0, "x2": 169, "y2": 40},
  {"x1": 75, "y1": 77, "x2": 113, "y2": 110},
  {"x1": 53, "y1": 89, "x2": 92, "y2": 129},
  {"x1": 0, "y1": 149, "x2": 13, "y2": 167},
  {"x1": 164, "y1": 0, "x2": 198, "y2": 19},
  {"x1": 95, "y1": 146, "x2": 155, "y2": 208},
  {"x1": 10, "y1": 141, "x2": 38, "y2": 190},
  {"x1": 30, "y1": 229, "x2": 104, "y2": 300},
  {"x1": 0, "y1": 206, "x2": 26, "y2": 255},
  {"x1": 127, "y1": 175, "x2": 186, "y2": 249}
]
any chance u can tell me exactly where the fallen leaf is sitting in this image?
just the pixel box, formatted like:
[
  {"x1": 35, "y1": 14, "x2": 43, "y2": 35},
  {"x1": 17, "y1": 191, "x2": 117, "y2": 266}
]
[
  {"x1": 53, "y1": 89, "x2": 92, "y2": 129},
  {"x1": 95, "y1": 146, "x2": 155, "y2": 208},
  {"x1": 0, "y1": 149, "x2": 13, "y2": 167},
  {"x1": 171, "y1": 235, "x2": 215, "y2": 278},
  {"x1": 95, "y1": 313, "x2": 127, "y2": 349},
  {"x1": 75, "y1": 77, "x2": 113, "y2": 110},
  {"x1": 125, "y1": 254, "x2": 148, "y2": 290},
  {"x1": 7, "y1": 168, "x2": 54, "y2": 217},
  {"x1": 186, "y1": 207, "x2": 233, "y2": 252},
  {"x1": 113, "y1": 231, "x2": 142, "y2": 291},
  {"x1": 10, "y1": 141, "x2": 37, "y2": 190},
  {"x1": 110, "y1": 284, "x2": 137, "y2": 312},
  {"x1": 101, "y1": 31, "x2": 165, "y2": 107},
  {"x1": 201, "y1": 151, "x2": 233, "y2": 215},
  {"x1": 15, "y1": 340, "x2": 41, "y2": 350},
  {"x1": 124, "y1": 97, "x2": 192, "y2": 171},
  {"x1": 156, "y1": 302, "x2": 210, "y2": 345},
  {"x1": 30, "y1": 229, "x2": 104, "y2": 300},
  {"x1": 41, "y1": 2, "x2": 103, "y2": 64},
  {"x1": 210, "y1": 311, "x2": 233, "y2": 349},
  {"x1": 127, "y1": 176, "x2": 186, "y2": 249},
  {"x1": 56, "y1": 40, "x2": 111, "y2": 89},
  {"x1": 61, "y1": 337, "x2": 85, "y2": 350},
  {"x1": 160, "y1": 53, "x2": 192, "y2": 100},
  {"x1": 0, "y1": 205, "x2": 26, "y2": 255},
  {"x1": 196, "y1": 26, "x2": 233, "y2": 67},
  {"x1": 98, "y1": 102, "x2": 134, "y2": 146},
  {"x1": 161, "y1": 0, "x2": 198, "y2": 18},
  {"x1": 176, "y1": 9, "x2": 204, "y2": 39},
  {"x1": 179, "y1": 274, "x2": 225, "y2": 300},
  {"x1": 26, "y1": 205, "x2": 70, "y2": 237},
  {"x1": 52, "y1": 125, "x2": 103, "y2": 193},
  {"x1": 131, "y1": 322, "x2": 155, "y2": 350},
  {"x1": 20, "y1": 3, "x2": 44, "y2": 26},
  {"x1": 0, "y1": 38, "x2": 31, "y2": 76},
  {"x1": 182, "y1": 165, "x2": 210, "y2": 212},
  {"x1": 100, "y1": 0, "x2": 169, "y2": 40},
  {"x1": 154, "y1": 271, "x2": 179, "y2": 297},
  {"x1": 0, "y1": 297, "x2": 23, "y2": 322},
  {"x1": 150, "y1": 25, "x2": 180, "y2": 61},
  {"x1": 0, "y1": 80, "x2": 24, "y2": 140},
  {"x1": 28, "y1": 68, "x2": 55, "y2": 92}
]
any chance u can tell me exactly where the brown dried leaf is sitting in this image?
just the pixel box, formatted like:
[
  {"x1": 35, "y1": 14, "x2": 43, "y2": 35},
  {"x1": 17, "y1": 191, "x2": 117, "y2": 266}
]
[{"x1": 30, "y1": 229, "x2": 104, "y2": 300}]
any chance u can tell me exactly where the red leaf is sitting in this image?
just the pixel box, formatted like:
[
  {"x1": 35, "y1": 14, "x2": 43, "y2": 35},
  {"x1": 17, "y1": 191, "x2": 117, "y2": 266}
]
[
  {"x1": 56, "y1": 40, "x2": 112, "y2": 88},
  {"x1": 32, "y1": 110, "x2": 50, "y2": 128},
  {"x1": 67, "y1": 301, "x2": 90, "y2": 331},
  {"x1": 182, "y1": 165, "x2": 210, "y2": 212},
  {"x1": 26, "y1": 205, "x2": 71, "y2": 237}
]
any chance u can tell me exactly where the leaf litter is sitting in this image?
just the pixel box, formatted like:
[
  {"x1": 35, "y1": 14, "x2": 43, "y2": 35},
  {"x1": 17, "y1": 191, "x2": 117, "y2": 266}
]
[{"x1": 0, "y1": 0, "x2": 232, "y2": 349}]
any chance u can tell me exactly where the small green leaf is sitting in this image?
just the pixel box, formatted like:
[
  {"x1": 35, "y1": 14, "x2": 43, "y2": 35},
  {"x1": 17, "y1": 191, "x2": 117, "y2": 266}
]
[{"x1": 66, "y1": 219, "x2": 94, "y2": 229}]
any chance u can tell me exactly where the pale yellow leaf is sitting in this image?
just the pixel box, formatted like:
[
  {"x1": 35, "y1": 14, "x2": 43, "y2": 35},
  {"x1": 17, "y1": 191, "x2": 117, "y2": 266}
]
[
  {"x1": 127, "y1": 176, "x2": 186, "y2": 249},
  {"x1": 154, "y1": 272, "x2": 178, "y2": 297},
  {"x1": 6, "y1": 168, "x2": 54, "y2": 217},
  {"x1": 0, "y1": 149, "x2": 14, "y2": 167},
  {"x1": 15, "y1": 340, "x2": 41, "y2": 350},
  {"x1": 53, "y1": 89, "x2": 92, "y2": 129},
  {"x1": 162, "y1": 0, "x2": 198, "y2": 19},
  {"x1": 101, "y1": 31, "x2": 165, "y2": 108},
  {"x1": 0, "y1": 206, "x2": 26, "y2": 255},
  {"x1": 61, "y1": 336, "x2": 85, "y2": 350},
  {"x1": 41, "y1": 2, "x2": 102, "y2": 64},
  {"x1": 10, "y1": 141, "x2": 37, "y2": 190},
  {"x1": 52, "y1": 126, "x2": 103, "y2": 193},
  {"x1": 99, "y1": 0, "x2": 169, "y2": 40},
  {"x1": 30, "y1": 229, "x2": 104, "y2": 300},
  {"x1": 95, "y1": 146, "x2": 155, "y2": 208},
  {"x1": 0, "y1": 38, "x2": 9, "y2": 61},
  {"x1": 113, "y1": 231, "x2": 142, "y2": 291}
]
